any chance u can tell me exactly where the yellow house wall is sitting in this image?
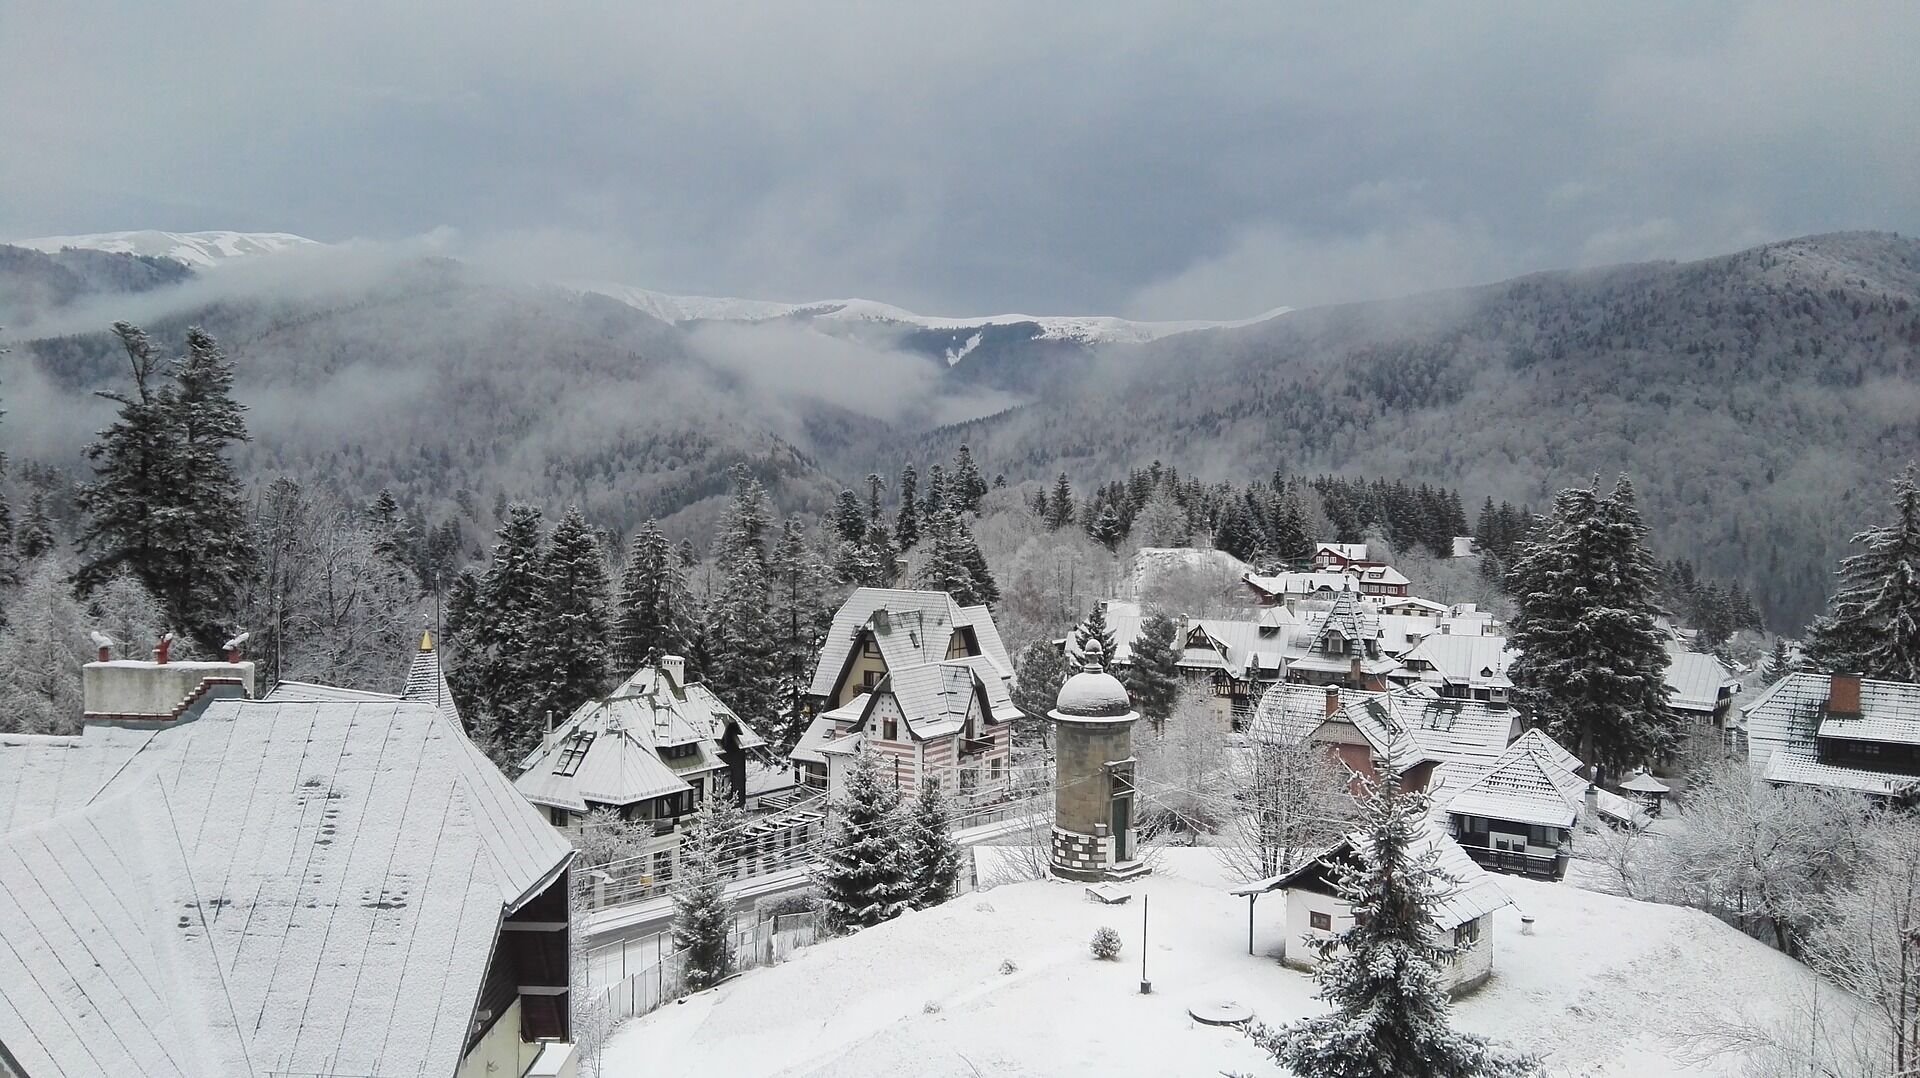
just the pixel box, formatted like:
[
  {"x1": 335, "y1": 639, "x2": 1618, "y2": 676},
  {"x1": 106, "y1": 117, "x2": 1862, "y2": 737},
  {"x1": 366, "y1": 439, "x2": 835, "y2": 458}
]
[{"x1": 456, "y1": 998, "x2": 546, "y2": 1078}]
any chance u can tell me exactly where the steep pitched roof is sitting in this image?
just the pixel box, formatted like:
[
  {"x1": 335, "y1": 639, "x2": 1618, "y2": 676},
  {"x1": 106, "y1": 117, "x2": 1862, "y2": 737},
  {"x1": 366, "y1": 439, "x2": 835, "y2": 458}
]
[
  {"x1": 806, "y1": 588, "x2": 1013, "y2": 699},
  {"x1": 1664, "y1": 648, "x2": 1735, "y2": 714},
  {"x1": 1232, "y1": 815, "x2": 1511, "y2": 933},
  {"x1": 401, "y1": 630, "x2": 463, "y2": 725},
  {"x1": 1743, "y1": 672, "x2": 1920, "y2": 795},
  {"x1": 1399, "y1": 633, "x2": 1516, "y2": 691},
  {"x1": 0, "y1": 698, "x2": 572, "y2": 1078},
  {"x1": 516, "y1": 661, "x2": 762, "y2": 810}
]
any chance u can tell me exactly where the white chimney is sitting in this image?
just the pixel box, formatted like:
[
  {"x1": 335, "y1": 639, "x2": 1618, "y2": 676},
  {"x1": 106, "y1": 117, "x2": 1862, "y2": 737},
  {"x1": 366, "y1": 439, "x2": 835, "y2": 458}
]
[{"x1": 661, "y1": 654, "x2": 687, "y2": 688}]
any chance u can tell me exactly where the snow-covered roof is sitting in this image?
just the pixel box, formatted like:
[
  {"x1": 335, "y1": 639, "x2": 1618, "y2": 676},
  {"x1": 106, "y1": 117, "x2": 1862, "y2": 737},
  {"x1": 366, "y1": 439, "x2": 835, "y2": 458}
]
[
  {"x1": 1091, "y1": 607, "x2": 1290, "y2": 680},
  {"x1": 1244, "y1": 570, "x2": 1360, "y2": 598},
  {"x1": 1051, "y1": 661, "x2": 1134, "y2": 721},
  {"x1": 1437, "y1": 728, "x2": 1646, "y2": 831},
  {"x1": 517, "y1": 660, "x2": 760, "y2": 809},
  {"x1": 1742, "y1": 673, "x2": 1920, "y2": 795},
  {"x1": 401, "y1": 630, "x2": 463, "y2": 725},
  {"x1": 806, "y1": 589, "x2": 1014, "y2": 700},
  {"x1": 1664, "y1": 649, "x2": 1735, "y2": 714},
  {"x1": 1398, "y1": 634, "x2": 1516, "y2": 691},
  {"x1": 1234, "y1": 816, "x2": 1511, "y2": 933},
  {"x1": 263, "y1": 680, "x2": 402, "y2": 704},
  {"x1": 1315, "y1": 543, "x2": 1369, "y2": 562},
  {"x1": 0, "y1": 698, "x2": 572, "y2": 1078},
  {"x1": 881, "y1": 655, "x2": 1022, "y2": 737}
]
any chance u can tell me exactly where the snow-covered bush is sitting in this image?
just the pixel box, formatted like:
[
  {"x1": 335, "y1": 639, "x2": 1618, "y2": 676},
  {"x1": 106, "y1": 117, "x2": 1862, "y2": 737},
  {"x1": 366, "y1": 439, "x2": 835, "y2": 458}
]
[
  {"x1": 998, "y1": 958, "x2": 1018, "y2": 975},
  {"x1": 1090, "y1": 926, "x2": 1123, "y2": 960}
]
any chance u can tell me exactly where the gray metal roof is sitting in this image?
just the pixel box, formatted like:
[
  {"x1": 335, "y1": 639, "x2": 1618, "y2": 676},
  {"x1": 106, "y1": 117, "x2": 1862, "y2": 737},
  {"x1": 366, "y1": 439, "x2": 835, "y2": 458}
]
[
  {"x1": 805, "y1": 589, "x2": 1014, "y2": 699},
  {"x1": 1742, "y1": 672, "x2": 1920, "y2": 793},
  {"x1": 0, "y1": 698, "x2": 573, "y2": 1078}
]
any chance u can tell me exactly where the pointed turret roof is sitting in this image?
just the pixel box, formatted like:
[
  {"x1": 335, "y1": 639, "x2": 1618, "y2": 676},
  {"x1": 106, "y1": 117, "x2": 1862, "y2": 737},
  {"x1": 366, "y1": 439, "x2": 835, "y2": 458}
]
[{"x1": 400, "y1": 630, "x2": 461, "y2": 726}]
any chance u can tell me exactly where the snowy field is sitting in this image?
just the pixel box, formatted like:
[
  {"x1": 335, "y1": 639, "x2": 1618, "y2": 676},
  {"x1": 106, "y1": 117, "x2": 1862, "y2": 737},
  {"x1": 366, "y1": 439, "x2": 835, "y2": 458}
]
[{"x1": 600, "y1": 848, "x2": 1826, "y2": 1077}]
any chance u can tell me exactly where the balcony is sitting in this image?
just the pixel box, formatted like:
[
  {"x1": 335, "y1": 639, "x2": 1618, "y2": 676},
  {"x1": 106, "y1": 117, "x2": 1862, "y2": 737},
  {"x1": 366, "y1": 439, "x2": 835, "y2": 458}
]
[{"x1": 960, "y1": 736, "x2": 993, "y2": 756}]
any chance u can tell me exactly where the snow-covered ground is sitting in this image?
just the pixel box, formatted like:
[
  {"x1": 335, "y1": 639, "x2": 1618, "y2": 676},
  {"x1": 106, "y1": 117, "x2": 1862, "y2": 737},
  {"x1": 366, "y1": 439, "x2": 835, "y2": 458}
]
[{"x1": 600, "y1": 848, "x2": 1827, "y2": 1077}]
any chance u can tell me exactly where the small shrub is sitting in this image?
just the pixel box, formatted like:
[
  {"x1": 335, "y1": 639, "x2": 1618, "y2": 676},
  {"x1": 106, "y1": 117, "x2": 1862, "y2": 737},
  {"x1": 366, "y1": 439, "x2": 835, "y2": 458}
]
[
  {"x1": 922, "y1": 1000, "x2": 942, "y2": 1014},
  {"x1": 998, "y1": 958, "x2": 1018, "y2": 975},
  {"x1": 756, "y1": 891, "x2": 817, "y2": 922},
  {"x1": 1090, "y1": 926, "x2": 1123, "y2": 960}
]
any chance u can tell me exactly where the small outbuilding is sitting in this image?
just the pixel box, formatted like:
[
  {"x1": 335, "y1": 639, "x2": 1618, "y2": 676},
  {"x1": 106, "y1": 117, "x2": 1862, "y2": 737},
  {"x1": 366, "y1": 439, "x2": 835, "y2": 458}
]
[{"x1": 1231, "y1": 818, "x2": 1512, "y2": 994}]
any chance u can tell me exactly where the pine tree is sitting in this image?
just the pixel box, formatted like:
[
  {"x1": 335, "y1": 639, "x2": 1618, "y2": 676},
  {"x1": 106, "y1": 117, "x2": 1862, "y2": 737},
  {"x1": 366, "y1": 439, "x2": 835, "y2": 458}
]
[
  {"x1": 864, "y1": 472, "x2": 886, "y2": 527},
  {"x1": 951, "y1": 445, "x2": 988, "y2": 514},
  {"x1": 455, "y1": 504, "x2": 548, "y2": 751},
  {"x1": 921, "y1": 464, "x2": 948, "y2": 520},
  {"x1": 768, "y1": 519, "x2": 835, "y2": 749},
  {"x1": 1507, "y1": 477, "x2": 1675, "y2": 777},
  {"x1": 615, "y1": 520, "x2": 692, "y2": 672},
  {"x1": 1072, "y1": 602, "x2": 1117, "y2": 669},
  {"x1": 368, "y1": 488, "x2": 412, "y2": 570},
  {"x1": 672, "y1": 779, "x2": 746, "y2": 990},
  {"x1": 707, "y1": 467, "x2": 782, "y2": 731},
  {"x1": 1246, "y1": 768, "x2": 1538, "y2": 1078},
  {"x1": 534, "y1": 506, "x2": 612, "y2": 721},
  {"x1": 1090, "y1": 502, "x2": 1124, "y2": 552},
  {"x1": 1012, "y1": 640, "x2": 1068, "y2": 722},
  {"x1": 913, "y1": 507, "x2": 996, "y2": 607},
  {"x1": 905, "y1": 776, "x2": 960, "y2": 909},
  {"x1": 1046, "y1": 472, "x2": 1075, "y2": 529},
  {"x1": 16, "y1": 489, "x2": 54, "y2": 562},
  {"x1": 816, "y1": 749, "x2": 914, "y2": 933},
  {"x1": 1761, "y1": 637, "x2": 1794, "y2": 685},
  {"x1": 1803, "y1": 464, "x2": 1920, "y2": 681},
  {"x1": 830, "y1": 489, "x2": 866, "y2": 543},
  {"x1": 74, "y1": 326, "x2": 183, "y2": 629},
  {"x1": 894, "y1": 464, "x2": 921, "y2": 550},
  {"x1": 159, "y1": 328, "x2": 256, "y2": 650},
  {"x1": 1121, "y1": 612, "x2": 1181, "y2": 722}
]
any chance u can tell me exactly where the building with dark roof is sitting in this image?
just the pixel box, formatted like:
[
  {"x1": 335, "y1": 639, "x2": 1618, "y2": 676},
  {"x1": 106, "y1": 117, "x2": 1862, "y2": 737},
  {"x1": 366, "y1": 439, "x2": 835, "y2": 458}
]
[{"x1": 1740, "y1": 671, "x2": 1920, "y2": 799}]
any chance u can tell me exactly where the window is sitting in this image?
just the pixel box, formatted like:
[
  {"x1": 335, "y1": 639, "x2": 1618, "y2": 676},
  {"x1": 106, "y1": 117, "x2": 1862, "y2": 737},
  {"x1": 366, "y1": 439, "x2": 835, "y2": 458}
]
[
  {"x1": 1309, "y1": 911, "x2": 1332, "y2": 931},
  {"x1": 862, "y1": 638, "x2": 882, "y2": 657},
  {"x1": 883, "y1": 714, "x2": 897, "y2": 740},
  {"x1": 552, "y1": 732, "x2": 595, "y2": 777},
  {"x1": 862, "y1": 669, "x2": 883, "y2": 690},
  {"x1": 548, "y1": 806, "x2": 569, "y2": 827},
  {"x1": 1454, "y1": 919, "x2": 1481, "y2": 950}
]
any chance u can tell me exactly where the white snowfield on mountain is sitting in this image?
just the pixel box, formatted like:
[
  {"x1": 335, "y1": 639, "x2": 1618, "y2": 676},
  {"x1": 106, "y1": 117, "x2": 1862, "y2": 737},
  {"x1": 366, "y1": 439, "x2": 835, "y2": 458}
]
[
  {"x1": 10, "y1": 229, "x2": 1289, "y2": 347},
  {"x1": 12, "y1": 229, "x2": 321, "y2": 267}
]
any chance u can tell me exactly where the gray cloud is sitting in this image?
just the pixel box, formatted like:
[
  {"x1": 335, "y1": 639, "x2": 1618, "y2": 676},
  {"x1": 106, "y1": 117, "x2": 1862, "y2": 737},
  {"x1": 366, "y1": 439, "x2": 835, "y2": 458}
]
[{"x1": 3, "y1": 3, "x2": 1914, "y2": 316}]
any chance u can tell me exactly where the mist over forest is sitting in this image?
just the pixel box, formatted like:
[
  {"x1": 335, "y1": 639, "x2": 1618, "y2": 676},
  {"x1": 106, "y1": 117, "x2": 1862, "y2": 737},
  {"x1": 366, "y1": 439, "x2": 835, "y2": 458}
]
[{"x1": 4, "y1": 229, "x2": 1918, "y2": 628}]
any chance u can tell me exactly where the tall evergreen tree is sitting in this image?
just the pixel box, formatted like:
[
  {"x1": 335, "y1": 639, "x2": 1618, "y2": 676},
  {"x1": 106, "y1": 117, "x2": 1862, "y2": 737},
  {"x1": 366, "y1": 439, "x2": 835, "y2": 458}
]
[
  {"x1": 1761, "y1": 637, "x2": 1794, "y2": 685},
  {"x1": 1046, "y1": 472, "x2": 1075, "y2": 529},
  {"x1": 707, "y1": 467, "x2": 782, "y2": 730},
  {"x1": 1507, "y1": 477, "x2": 1675, "y2": 776},
  {"x1": 1246, "y1": 768, "x2": 1538, "y2": 1078},
  {"x1": 894, "y1": 464, "x2": 921, "y2": 550},
  {"x1": 816, "y1": 749, "x2": 913, "y2": 933},
  {"x1": 1090, "y1": 502, "x2": 1124, "y2": 552},
  {"x1": 768, "y1": 518, "x2": 835, "y2": 749},
  {"x1": 905, "y1": 776, "x2": 960, "y2": 909},
  {"x1": 615, "y1": 520, "x2": 692, "y2": 672},
  {"x1": 1803, "y1": 464, "x2": 1920, "y2": 681},
  {"x1": 77, "y1": 323, "x2": 254, "y2": 650},
  {"x1": 454, "y1": 504, "x2": 548, "y2": 750},
  {"x1": 913, "y1": 507, "x2": 996, "y2": 607},
  {"x1": 921, "y1": 464, "x2": 948, "y2": 520},
  {"x1": 1072, "y1": 601, "x2": 1117, "y2": 669},
  {"x1": 672, "y1": 779, "x2": 746, "y2": 990},
  {"x1": 951, "y1": 445, "x2": 988, "y2": 514},
  {"x1": 16, "y1": 489, "x2": 54, "y2": 562},
  {"x1": 1011, "y1": 640, "x2": 1068, "y2": 723},
  {"x1": 1121, "y1": 612, "x2": 1181, "y2": 722},
  {"x1": 534, "y1": 506, "x2": 612, "y2": 721}
]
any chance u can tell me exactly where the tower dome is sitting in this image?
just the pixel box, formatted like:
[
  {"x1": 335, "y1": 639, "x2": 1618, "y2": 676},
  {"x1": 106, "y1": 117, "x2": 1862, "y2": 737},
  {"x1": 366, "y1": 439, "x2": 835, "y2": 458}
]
[{"x1": 1050, "y1": 642, "x2": 1136, "y2": 721}]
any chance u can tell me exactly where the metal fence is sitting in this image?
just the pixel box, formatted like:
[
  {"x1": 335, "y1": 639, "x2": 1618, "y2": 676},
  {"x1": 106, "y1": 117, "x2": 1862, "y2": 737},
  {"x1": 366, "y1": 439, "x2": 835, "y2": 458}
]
[{"x1": 589, "y1": 912, "x2": 822, "y2": 1026}]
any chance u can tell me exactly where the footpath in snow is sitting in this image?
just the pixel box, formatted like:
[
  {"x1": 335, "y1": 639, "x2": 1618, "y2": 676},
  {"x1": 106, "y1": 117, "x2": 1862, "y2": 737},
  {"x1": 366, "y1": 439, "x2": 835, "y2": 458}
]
[{"x1": 600, "y1": 847, "x2": 1829, "y2": 1078}]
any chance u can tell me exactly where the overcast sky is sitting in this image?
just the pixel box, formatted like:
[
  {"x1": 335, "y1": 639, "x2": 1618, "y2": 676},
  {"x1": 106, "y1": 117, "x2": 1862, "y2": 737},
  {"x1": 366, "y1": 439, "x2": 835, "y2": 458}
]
[{"x1": 4, "y1": 3, "x2": 1916, "y2": 318}]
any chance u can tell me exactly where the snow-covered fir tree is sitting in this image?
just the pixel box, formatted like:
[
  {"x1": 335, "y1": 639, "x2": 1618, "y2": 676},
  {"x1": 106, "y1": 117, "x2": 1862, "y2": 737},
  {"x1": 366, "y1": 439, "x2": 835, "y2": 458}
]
[
  {"x1": 614, "y1": 519, "x2": 693, "y2": 673},
  {"x1": 672, "y1": 779, "x2": 747, "y2": 991},
  {"x1": 1760, "y1": 637, "x2": 1794, "y2": 685},
  {"x1": 451, "y1": 503, "x2": 548, "y2": 751},
  {"x1": 905, "y1": 776, "x2": 960, "y2": 909},
  {"x1": 767, "y1": 519, "x2": 837, "y2": 750},
  {"x1": 1506, "y1": 476, "x2": 1675, "y2": 777},
  {"x1": 1072, "y1": 601, "x2": 1116, "y2": 670},
  {"x1": 534, "y1": 506, "x2": 611, "y2": 721},
  {"x1": 1120, "y1": 612, "x2": 1180, "y2": 722},
  {"x1": 705, "y1": 466, "x2": 783, "y2": 732},
  {"x1": 1090, "y1": 502, "x2": 1123, "y2": 552},
  {"x1": 951, "y1": 445, "x2": 988, "y2": 514},
  {"x1": 1012, "y1": 640, "x2": 1068, "y2": 721},
  {"x1": 1245, "y1": 767, "x2": 1538, "y2": 1078},
  {"x1": 76, "y1": 323, "x2": 256, "y2": 653},
  {"x1": 1803, "y1": 463, "x2": 1920, "y2": 681},
  {"x1": 1046, "y1": 472, "x2": 1075, "y2": 529},
  {"x1": 17, "y1": 489, "x2": 55, "y2": 562},
  {"x1": 830, "y1": 488, "x2": 865, "y2": 543},
  {"x1": 816, "y1": 748, "x2": 914, "y2": 933},
  {"x1": 913, "y1": 507, "x2": 997, "y2": 607},
  {"x1": 894, "y1": 463, "x2": 920, "y2": 550}
]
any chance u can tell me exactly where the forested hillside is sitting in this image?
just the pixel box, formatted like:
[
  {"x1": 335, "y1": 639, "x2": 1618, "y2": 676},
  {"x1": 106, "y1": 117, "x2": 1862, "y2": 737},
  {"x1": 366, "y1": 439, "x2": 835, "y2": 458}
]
[
  {"x1": 4, "y1": 231, "x2": 1915, "y2": 627},
  {"x1": 917, "y1": 232, "x2": 1920, "y2": 626}
]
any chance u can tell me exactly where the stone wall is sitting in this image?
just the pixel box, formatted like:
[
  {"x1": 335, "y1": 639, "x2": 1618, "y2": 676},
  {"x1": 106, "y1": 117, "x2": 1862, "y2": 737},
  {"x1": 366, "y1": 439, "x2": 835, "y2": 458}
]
[{"x1": 1053, "y1": 722, "x2": 1131, "y2": 835}]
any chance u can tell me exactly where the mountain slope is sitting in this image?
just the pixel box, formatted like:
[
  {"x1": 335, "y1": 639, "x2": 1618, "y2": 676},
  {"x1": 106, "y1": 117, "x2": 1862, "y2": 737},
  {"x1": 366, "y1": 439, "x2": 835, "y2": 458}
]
[
  {"x1": 914, "y1": 231, "x2": 1920, "y2": 626},
  {"x1": 11, "y1": 230, "x2": 320, "y2": 267}
]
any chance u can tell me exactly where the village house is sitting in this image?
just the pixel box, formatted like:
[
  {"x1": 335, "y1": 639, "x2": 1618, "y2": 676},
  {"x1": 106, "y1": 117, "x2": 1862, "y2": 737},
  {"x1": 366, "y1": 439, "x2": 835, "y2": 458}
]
[
  {"x1": 1250, "y1": 681, "x2": 1521, "y2": 796},
  {"x1": 791, "y1": 588, "x2": 1020, "y2": 803},
  {"x1": 1393, "y1": 632, "x2": 1516, "y2": 705},
  {"x1": 1664, "y1": 646, "x2": 1740, "y2": 747},
  {"x1": 1740, "y1": 671, "x2": 1920, "y2": 800},
  {"x1": 1081, "y1": 600, "x2": 1294, "y2": 728},
  {"x1": 0, "y1": 642, "x2": 578, "y2": 1078},
  {"x1": 1231, "y1": 815, "x2": 1512, "y2": 993},
  {"x1": 1439, "y1": 729, "x2": 1647, "y2": 880},
  {"x1": 1280, "y1": 588, "x2": 1402, "y2": 691},
  {"x1": 1311, "y1": 542, "x2": 1377, "y2": 571},
  {"x1": 512, "y1": 654, "x2": 817, "y2": 890}
]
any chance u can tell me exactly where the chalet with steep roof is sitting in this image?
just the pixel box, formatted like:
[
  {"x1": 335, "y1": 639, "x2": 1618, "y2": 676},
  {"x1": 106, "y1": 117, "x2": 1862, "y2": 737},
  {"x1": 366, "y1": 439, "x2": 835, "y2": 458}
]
[
  {"x1": 1084, "y1": 601, "x2": 1294, "y2": 727},
  {"x1": 1394, "y1": 633, "x2": 1516, "y2": 705},
  {"x1": 792, "y1": 589, "x2": 1018, "y2": 801},
  {"x1": 1741, "y1": 672, "x2": 1920, "y2": 800},
  {"x1": 1282, "y1": 588, "x2": 1400, "y2": 690},
  {"x1": 1439, "y1": 728, "x2": 1647, "y2": 880}
]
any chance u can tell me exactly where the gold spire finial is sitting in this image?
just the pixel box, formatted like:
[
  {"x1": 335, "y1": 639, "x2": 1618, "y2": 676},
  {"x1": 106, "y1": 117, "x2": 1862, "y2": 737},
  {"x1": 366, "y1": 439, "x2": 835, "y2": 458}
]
[{"x1": 420, "y1": 630, "x2": 435, "y2": 652}]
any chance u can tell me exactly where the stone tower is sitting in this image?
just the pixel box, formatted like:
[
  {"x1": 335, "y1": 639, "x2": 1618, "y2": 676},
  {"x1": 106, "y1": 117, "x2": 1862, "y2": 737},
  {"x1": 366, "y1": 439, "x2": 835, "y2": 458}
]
[{"x1": 1048, "y1": 642, "x2": 1148, "y2": 881}]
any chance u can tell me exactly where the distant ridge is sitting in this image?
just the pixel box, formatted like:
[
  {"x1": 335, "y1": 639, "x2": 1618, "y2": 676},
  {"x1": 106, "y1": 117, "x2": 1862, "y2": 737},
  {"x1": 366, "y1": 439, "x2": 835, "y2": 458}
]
[{"x1": 11, "y1": 229, "x2": 320, "y2": 268}]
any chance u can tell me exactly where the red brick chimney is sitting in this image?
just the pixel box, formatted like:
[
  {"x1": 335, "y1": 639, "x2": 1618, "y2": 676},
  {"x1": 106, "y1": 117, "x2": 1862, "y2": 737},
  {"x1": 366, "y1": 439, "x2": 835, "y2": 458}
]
[
  {"x1": 153, "y1": 633, "x2": 173, "y2": 665},
  {"x1": 1827, "y1": 672, "x2": 1862, "y2": 716},
  {"x1": 1324, "y1": 685, "x2": 1341, "y2": 716}
]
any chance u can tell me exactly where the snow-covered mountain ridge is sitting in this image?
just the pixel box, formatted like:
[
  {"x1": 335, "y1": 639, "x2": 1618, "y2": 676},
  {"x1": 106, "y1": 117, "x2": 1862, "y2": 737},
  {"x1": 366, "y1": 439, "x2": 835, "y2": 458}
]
[
  {"x1": 12, "y1": 230, "x2": 321, "y2": 268},
  {"x1": 577, "y1": 281, "x2": 1289, "y2": 346}
]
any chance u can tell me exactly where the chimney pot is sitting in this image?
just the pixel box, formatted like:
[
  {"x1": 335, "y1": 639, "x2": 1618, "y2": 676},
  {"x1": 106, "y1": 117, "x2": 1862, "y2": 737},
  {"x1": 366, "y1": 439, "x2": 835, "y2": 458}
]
[
  {"x1": 97, "y1": 645, "x2": 111, "y2": 663},
  {"x1": 1324, "y1": 686, "x2": 1340, "y2": 716},
  {"x1": 661, "y1": 654, "x2": 687, "y2": 688},
  {"x1": 1827, "y1": 672, "x2": 1862, "y2": 716},
  {"x1": 154, "y1": 634, "x2": 173, "y2": 665}
]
